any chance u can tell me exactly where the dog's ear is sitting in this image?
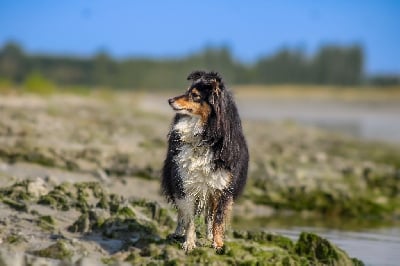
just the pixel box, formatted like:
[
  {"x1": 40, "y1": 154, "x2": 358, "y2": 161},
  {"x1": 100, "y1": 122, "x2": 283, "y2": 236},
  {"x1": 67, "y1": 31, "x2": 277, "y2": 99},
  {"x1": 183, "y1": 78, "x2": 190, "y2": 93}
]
[
  {"x1": 187, "y1": 70, "x2": 206, "y2": 81},
  {"x1": 204, "y1": 71, "x2": 223, "y2": 93},
  {"x1": 205, "y1": 71, "x2": 222, "y2": 83},
  {"x1": 209, "y1": 78, "x2": 219, "y2": 90}
]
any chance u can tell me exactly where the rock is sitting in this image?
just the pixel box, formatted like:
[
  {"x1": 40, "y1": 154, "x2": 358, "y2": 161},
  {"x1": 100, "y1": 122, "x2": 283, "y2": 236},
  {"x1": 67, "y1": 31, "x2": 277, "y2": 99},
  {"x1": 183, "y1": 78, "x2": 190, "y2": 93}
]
[
  {"x1": 32, "y1": 240, "x2": 73, "y2": 261},
  {"x1": 0, "y1": 247, "x2": 24, "y2": 266},
  {"x1": 68, "y1": 213, "x2": 90, "y2": 233},
  {"x1": 27, "y1": 177, "x2": 49, "y2": 198},
  {"x1": 314, "y1": 151, "x2": 327, "y2": 162},
  {"x1": 94, "y1": 168, "x2": 109, "y2": 183},
  {"x1": 295, "y1": 232, "x2": 364, "y2": 265}
]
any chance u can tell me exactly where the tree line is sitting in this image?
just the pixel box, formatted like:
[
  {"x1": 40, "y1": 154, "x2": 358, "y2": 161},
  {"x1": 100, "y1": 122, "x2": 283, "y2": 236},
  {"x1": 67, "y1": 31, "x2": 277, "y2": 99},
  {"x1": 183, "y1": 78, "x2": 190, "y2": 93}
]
[{"x1": 0, "y1": 42, "x2": 396, "y2": 89}]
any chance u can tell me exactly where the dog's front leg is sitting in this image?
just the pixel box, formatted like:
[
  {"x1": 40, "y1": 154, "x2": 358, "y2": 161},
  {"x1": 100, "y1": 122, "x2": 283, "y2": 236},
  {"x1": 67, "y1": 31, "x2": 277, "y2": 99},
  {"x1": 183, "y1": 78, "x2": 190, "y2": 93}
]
[
  {"x1": 182, "y1": 216, "x2": 196, "y2": 252},
  {"x1": 173, "y1": 208, "x2": 185, "y2": 237},
  {"x1": 176, "y1": 199, "x2": 196, "y2": 252}
]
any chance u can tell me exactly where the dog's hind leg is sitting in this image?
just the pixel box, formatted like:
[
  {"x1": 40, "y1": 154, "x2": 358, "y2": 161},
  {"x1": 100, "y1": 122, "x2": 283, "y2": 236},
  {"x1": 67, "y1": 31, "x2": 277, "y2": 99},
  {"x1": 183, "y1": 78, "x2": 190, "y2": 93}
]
[
  {"x1": 206, "y1": 194, "x2": 217, "y2": 241},
  {"x1": 212, "y1": 194, "x2": 233, "y2": 253}
]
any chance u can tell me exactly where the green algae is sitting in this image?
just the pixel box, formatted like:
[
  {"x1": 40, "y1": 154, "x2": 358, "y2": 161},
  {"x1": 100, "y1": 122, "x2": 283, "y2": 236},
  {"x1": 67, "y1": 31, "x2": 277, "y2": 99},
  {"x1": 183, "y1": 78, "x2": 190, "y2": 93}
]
[
  {"x1": 38, "y1": 189, "x2": 70, "y2": 211},
  {"x1": 38, "y1": 215, "x2": 56, "y2": 231},
  {"x1": 74, "y1": 182, "x2": 105, "y2": 199},
  {"x1": 117, "y1": 206, "x2": 136, "y2": 218},
  {"x1": 2, "y1": 198, "x2": 28, "y2": 212},
  {"x1": 96, "y1": 195, "x2": 109, "y2": 209},
  {"x1": 0, "y1": 145, "x2": 56, "y2": 167},
  {"x1": 325, "y1": 137, "x2": 400, "y2": 169},
  {"x1": 101, "y1": 257, "x2": 118, "y2": 265},
  {"x1": 296, "y1": 233, "x2": 339, "y2": 263},
  {"x1": 33, "y1": 240, "x2": 73, "y2": 261},
  {"x1": 241, "y1": 122, "x2": 400, "y2": 220},
  {"x1": 246, "y1": 164, "x2": 400, "y2": 219},
  {"x1": 37, "y1": 181, "x2": 109, "y2": 212},
  {"x1": 5, "y1": 180, "x2": 32, "y2": 199},
  {"x1": 248, "y1": 187, "x2": 397, "y2": 219},
  {"x1": 118, "y1": 230, "x2": 363, "y2": 266},
  {"x1": 0, "y1": 180, "x2": 33, "y2": 206},
  {"x1": 64, "y1": 187, "x2": 160, "y2": 242},
  {"x1": 295, "y1": 232, "x2": 364, "y2": 266},
  {"x1": 234, "y1": 230, "x2": 294, "y2": 251},
  {"x1": 68, "y1": 213, "x2": 90, "y2": 233},
  {"x1": 131, "y1": 199, "x2": 175, "y2": 228},
  {"x1": 5, "y1": 234, "x2": 24, "y2": 245},
  {"x1": 0, "y1": 180, "x2": 45, "y2": 212}
]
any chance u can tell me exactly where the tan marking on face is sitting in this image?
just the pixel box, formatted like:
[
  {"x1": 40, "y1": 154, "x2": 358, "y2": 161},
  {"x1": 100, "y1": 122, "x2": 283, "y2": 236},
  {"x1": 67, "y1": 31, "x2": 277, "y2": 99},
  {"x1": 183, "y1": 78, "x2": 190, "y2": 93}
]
[
  {"x1": 191, "y1": 88, "x2": 200, "y2": 95},
  {"x1": 173, "y1": 95, "x2": 192, "y2": 108},
  {"x1": 172, "y1": 94, "x2": 211, "y2": 124},
  {"x1": 192, "y1": 102, "x2": 211, "y2": 124}
]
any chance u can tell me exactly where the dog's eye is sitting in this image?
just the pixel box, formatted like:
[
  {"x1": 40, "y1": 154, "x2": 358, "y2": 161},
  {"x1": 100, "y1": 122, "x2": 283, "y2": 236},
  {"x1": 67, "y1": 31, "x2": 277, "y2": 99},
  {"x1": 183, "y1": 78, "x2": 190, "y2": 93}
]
[{"x1": 191, "y1": 93, "x2": 201, "y2": 101}]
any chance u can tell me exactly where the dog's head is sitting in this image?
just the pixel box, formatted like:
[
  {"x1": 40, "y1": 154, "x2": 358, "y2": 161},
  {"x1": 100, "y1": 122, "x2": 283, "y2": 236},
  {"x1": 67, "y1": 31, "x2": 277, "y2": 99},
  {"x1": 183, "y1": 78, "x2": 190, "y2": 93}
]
[
  {"x1": 169, "y1": 71, "x2": 244, "y2": 165},
  {"x1": 168, "y1": 70, "x2": 223, "y2": 124}
]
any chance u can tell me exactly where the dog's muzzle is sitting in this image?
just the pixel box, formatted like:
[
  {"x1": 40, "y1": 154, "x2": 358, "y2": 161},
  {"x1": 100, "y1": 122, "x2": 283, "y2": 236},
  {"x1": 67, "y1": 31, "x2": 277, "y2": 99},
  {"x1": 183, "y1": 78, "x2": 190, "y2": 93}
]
[{"x1": 168, "y1": 98, "x2": 181, "y2": 111}]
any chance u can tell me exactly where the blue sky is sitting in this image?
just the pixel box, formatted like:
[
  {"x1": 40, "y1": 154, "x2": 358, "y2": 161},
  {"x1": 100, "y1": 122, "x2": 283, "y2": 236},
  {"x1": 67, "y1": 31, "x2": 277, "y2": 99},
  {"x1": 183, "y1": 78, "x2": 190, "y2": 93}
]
[{"x1": 0, "y1": 1, "x2": 399, "y2": 74}]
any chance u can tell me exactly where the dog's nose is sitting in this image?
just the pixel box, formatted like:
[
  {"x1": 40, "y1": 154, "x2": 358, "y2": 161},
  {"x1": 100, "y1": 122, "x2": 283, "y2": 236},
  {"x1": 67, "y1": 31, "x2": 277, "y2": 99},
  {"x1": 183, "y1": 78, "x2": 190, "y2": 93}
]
[{"x1": 168, "y1": 98, "x2": 174, "y2": 105}]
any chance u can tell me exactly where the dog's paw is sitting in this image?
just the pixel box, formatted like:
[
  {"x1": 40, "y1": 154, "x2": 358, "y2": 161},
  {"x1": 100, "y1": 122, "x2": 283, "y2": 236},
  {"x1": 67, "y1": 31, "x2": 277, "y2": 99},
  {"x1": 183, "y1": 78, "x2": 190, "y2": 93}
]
[
  {"x1": 214, "y1": 245, "x2": 225, "y2": 255},
  {"x1": 213, "y1": 242, "x2": 225, "y2": 255},
  {"x1": 182, "y1": 240, "x2": 196, "y2": 253},
  {"x1": 167, "y1": 233, "x2": 185, "y2": 243}
]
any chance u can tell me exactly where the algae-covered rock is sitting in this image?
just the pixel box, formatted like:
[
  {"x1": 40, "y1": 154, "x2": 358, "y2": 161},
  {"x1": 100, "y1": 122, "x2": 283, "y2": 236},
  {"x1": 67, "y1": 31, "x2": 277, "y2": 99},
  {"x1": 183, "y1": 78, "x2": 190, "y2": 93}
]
[
  {"x1": 0, "y1": 179, "x2": 37, "y2": 212},
  {"x1": 118, "y1": 229, "x2": 363, "y2": 266},
  {"x1": 33, "y1": 240, "x2": 73, "y2": 261},
  {"x1": 295, "y1": 232, "x2": 363, "y2": 266},
  {"x1": 0, "y1": 179, "x2": 364, "y2": 265},
  {"x1": 2, "y1": 198, "x2": 28, "y2": 212},
  {"x1": 37, "y1": 181, "x2": 109, "y2": 212},
  {"x1": 68, "y1": 213, "x2": 90, "y2": 233},
  {"x1": 37, "y1": 183, "x2": 72, "y2": 211},
  {"x1": 131, "y1": 199, "x2": 175, "y2": 228},
  {"x1": 234, "y1": 230, "x2": 295, "y2": 251},
  {"x1": 5, "y1": 234, "x2": 25, "y2": 245},
  {"x1": 226, "y1": 230, "x2": 364, "y2": 266},
  {"x1": 242, "y1": 121, "x2": 400, "y2": 220},
  {"x1": 38, "y1": 215, "x2": 56, "y2": 231}
]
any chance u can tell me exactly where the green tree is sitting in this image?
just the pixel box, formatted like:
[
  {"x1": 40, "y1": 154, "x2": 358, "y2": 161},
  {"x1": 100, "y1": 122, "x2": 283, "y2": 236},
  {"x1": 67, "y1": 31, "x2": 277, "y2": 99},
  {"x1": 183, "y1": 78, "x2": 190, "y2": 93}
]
[
  {"x1": 0, "y1": 42, "x2": 26, "y2": 82},
  {"x1": 313, "y1": 46, "x2": 363, "y2": 85},
  {"x1": 92, "y1": 51, "x2": 116, "y2": 86}
]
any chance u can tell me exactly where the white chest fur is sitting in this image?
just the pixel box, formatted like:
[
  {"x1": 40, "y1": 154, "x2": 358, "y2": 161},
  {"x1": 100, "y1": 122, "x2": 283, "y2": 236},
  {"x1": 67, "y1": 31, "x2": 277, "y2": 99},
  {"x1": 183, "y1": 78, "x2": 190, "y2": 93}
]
[{"x1": 173, "y1": 117, "x2": 230, "y2": 207}]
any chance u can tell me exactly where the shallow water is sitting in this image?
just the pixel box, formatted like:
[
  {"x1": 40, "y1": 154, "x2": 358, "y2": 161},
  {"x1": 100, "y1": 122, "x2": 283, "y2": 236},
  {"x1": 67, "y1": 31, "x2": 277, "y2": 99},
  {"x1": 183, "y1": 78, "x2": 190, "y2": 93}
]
[
  {"x1": 232, "y1": 215, "x2": 400, "y2": 266},
  {"x1": 274, "y1": 227, "x2": 400, "y2": 266},
  {"x1": 238, "y1": 100, "x2": 400, "y2": 143}
]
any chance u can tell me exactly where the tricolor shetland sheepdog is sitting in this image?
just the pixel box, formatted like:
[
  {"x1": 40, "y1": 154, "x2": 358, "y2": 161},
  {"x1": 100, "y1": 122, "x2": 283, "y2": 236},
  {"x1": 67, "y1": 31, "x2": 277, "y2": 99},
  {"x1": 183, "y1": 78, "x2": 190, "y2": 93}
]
[{"x1": 162, "y1": 70, "x2": 249, "y2": 253}]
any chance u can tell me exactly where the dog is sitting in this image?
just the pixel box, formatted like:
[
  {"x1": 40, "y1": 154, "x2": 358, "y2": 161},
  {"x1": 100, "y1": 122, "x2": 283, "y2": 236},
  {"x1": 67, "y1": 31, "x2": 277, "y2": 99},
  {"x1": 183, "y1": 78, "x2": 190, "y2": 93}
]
[{"x1": 161, "y1": 70, "x2": 249, "y2": 253}]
